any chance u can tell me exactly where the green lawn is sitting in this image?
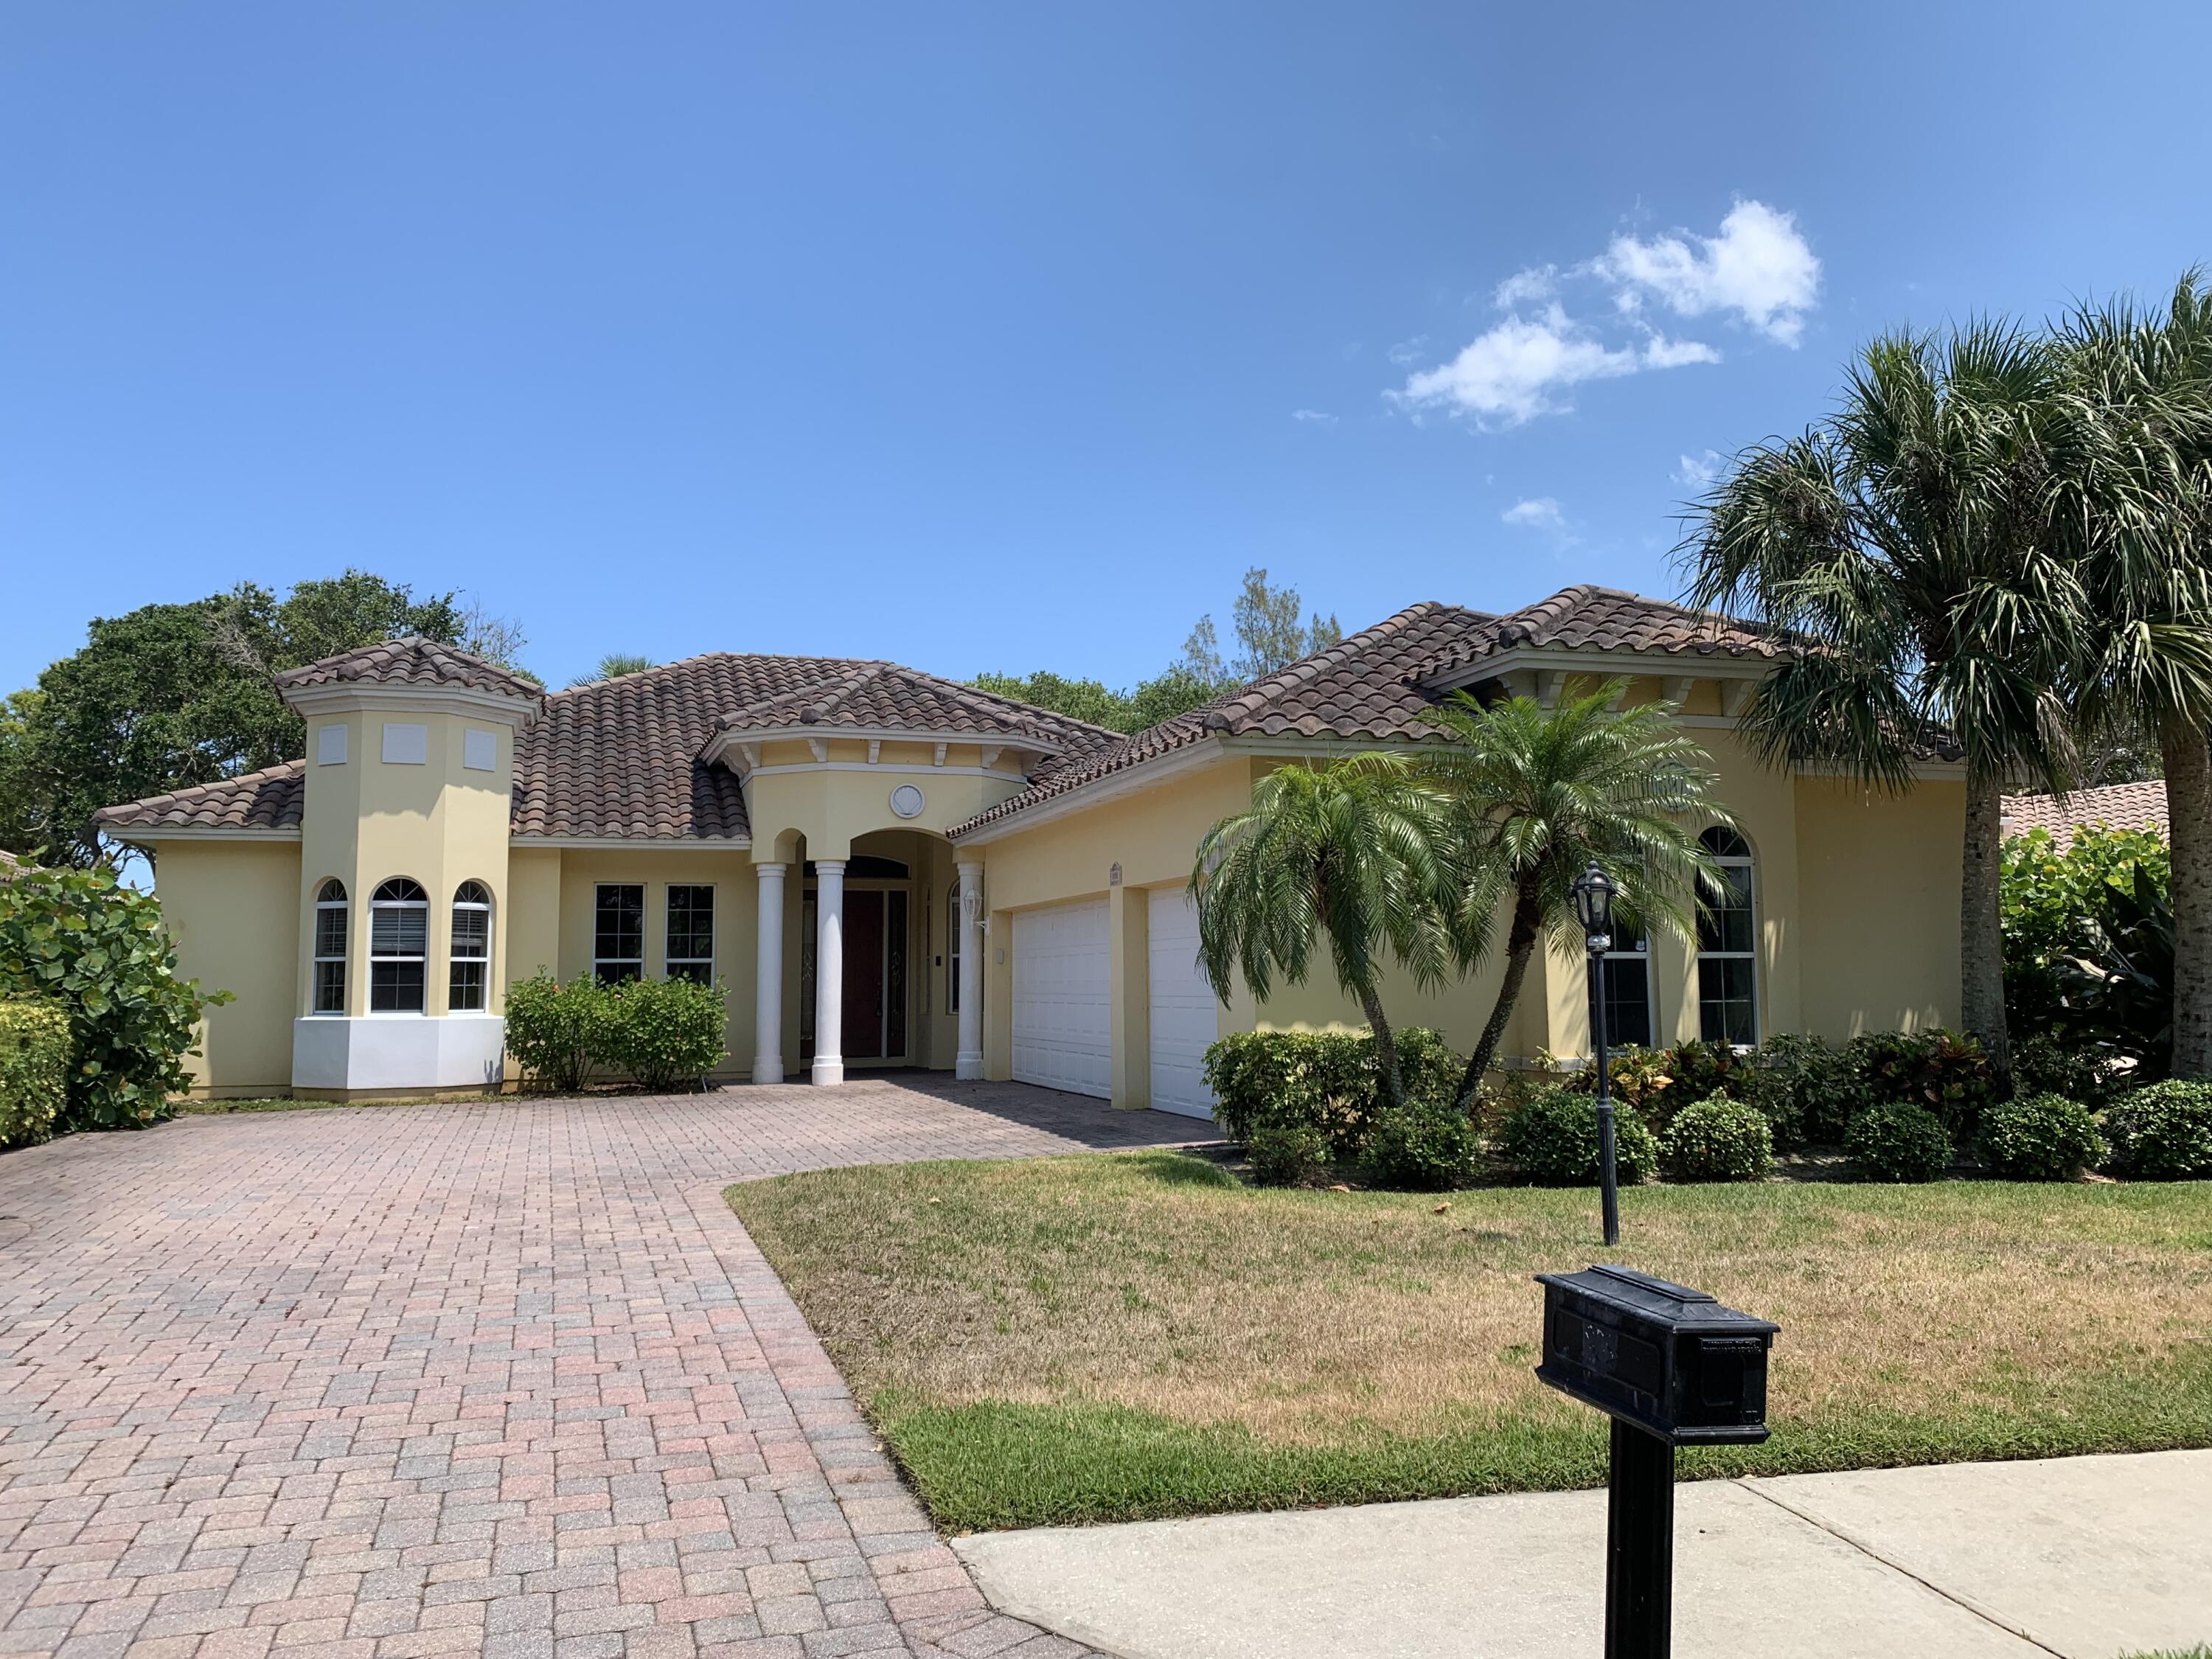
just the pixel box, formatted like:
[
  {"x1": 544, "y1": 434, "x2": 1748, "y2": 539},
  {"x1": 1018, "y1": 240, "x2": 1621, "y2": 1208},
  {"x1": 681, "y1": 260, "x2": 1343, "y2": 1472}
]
[{"x1": 727, "y1": 1150, "x2": 2212, "y2": 1532}]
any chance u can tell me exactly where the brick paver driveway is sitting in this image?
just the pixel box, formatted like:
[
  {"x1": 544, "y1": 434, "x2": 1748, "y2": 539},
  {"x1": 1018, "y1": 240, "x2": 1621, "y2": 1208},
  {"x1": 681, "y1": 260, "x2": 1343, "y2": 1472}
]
[{"x1": 0, "y1": 1078, "x2": 1198, "y2": 1659}]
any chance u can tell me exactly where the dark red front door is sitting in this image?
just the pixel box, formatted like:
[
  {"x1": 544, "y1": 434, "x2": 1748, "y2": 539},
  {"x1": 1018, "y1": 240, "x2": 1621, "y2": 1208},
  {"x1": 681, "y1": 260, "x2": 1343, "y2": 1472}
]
[{"x1": 843, "y1": 891, "x2": 886, "y2": 1059}]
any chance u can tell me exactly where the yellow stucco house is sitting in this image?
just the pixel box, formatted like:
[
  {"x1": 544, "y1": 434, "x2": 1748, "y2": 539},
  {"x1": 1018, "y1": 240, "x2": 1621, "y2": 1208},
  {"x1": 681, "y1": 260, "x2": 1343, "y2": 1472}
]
[{"x1": 95, "y1": 585, "x2": 1966, "y2": 1113}]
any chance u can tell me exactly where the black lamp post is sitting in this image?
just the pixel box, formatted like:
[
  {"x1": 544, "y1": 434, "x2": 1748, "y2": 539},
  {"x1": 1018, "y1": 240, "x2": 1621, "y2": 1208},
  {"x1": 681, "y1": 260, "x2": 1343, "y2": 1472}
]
[{"x1": 1572, "y1": 860, "x2": 1621, "y2": 1247}]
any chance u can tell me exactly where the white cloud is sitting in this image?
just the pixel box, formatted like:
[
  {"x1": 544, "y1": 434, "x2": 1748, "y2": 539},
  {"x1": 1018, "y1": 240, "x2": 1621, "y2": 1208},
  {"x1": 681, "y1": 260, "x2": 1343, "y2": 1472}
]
[
  {"x1": 1492, "y1": 265, "x2": 1557, "y2": 309},
  {"x1": 1386, "y1": 335, "x2": 1429, "y2": 366},
  {"x1": 1675, "y1": 448, "x2": 1725, "y2": 488},
  {"x1": 1388, "y1": 199, "x2": 1815, "y2": 429},
  {"x1": 1290, "y1": 408, "x2": 1338, "y2": 425},
  {"x1": 1394, "y1": 305, "x2": 1714, "y2": 427},
  {"x1": 1594, "y1": 200, "x2": 1820, "y2": 345},
  {"x1": 1502, "y1": 496, "x2": 1568, "y2": 533}
]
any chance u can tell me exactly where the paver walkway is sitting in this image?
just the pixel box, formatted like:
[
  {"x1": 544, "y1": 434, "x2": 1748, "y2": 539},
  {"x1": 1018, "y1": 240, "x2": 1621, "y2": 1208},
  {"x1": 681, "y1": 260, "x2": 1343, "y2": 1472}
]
[{"x1": 0, "y1": 1078, "x2": 1195, "y2": 1659}]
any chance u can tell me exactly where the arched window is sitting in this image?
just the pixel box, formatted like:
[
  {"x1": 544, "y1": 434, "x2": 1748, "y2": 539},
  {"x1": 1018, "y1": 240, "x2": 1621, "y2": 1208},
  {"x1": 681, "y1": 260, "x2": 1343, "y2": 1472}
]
[
  {"x1": 313, "y1": 880, "x2": 349, "y2": 1015},
  {"x1": 450, "y1": 881, "x2": 491, "y2": 1012},
  {"x1": 1697, "y1": 828, "x2": 1757, "y2": 1046},
  {"x1": 369, "y1": 878, "x2": 429, "y2": 1012},
  {"x1": 946, "y1": 878, "x2": 962, "y2": 1013}
]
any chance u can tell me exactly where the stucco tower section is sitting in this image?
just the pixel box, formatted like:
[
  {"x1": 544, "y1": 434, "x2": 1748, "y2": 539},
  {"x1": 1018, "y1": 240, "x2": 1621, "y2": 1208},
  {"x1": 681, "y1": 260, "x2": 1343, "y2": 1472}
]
[{"x1": 285, "y1": 651, "x2": 543, "y2": 1096}]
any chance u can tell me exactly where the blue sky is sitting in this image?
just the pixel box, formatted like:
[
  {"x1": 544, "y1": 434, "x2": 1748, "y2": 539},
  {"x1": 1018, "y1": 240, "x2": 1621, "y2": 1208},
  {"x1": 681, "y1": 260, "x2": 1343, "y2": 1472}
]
[{"x1": 6, "y1": 2, "x2": 2211, "y2": 695}]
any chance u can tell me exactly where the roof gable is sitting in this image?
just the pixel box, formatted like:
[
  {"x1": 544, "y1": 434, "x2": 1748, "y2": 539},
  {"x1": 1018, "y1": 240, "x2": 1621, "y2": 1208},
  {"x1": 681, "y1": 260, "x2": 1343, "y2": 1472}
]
[{"x1": 273, "y1": 636, "x2": 546, "y2": 704}]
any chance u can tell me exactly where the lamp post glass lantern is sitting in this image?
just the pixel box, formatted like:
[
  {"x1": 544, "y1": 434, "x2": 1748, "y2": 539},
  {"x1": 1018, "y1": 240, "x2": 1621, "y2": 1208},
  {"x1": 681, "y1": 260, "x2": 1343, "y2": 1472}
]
[{"x1": 1572, "y1": 860, "x2": 1622, "y2": 1246}]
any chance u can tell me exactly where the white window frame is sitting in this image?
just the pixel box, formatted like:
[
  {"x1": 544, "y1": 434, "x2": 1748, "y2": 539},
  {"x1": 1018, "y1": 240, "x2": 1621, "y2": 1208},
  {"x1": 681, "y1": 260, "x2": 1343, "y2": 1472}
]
[
  {"x1": 369, "y1": 878, "x2": 430, "y2": 1014},
  {"x1": 313, "y1": 879, "x2": 349, "y2": 1015},
  {"x1": 665, "y1": 884, "x2": 715, "y2": 985},
  {"x1": 594, "y1": 883, "x2": 645, "y2": 984},
  {"x1": 1697, "y1": 828, "x2": 1759, "y2": 1046},
  {"x1": 449, "y1": 881, "x2": 492, "y2": 1012}
]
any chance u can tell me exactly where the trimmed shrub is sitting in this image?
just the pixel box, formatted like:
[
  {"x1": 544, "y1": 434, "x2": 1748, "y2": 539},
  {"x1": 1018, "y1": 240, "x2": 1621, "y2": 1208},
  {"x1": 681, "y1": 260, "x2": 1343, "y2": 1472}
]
[
  {"x1": 1758, "y1": 1031, "x2": 1866, "y2": 1146},
  {"x1": 1498, "y1": 1086, "x2": 1656, "y2": 1186},
  {"x1": 504, "y1": 973, "x2": 612, "y2": 1093},
  {"x1": 1978, "y1": 1092, "x2": 2107, "y2": 1182},
  {"x1": 604, "y1": 976, "x2": 728, "y2": 1093},
  {"x1": 0, "y1": 1001, "x2": 69, "y2": 1149},
  {"x1": 0, "y1": 862, "x2": 226, "y2": 1132},
  {"x1": 1204, "y1": 1027, "x2": 1464, "y2": 1163},
  {"x1": 2011, "y1": 1034, "x2": 2115, "y2": 1111},
  {"x1": 1845, "y1": 1102, "x2": 1952, "y2": 1183},
  {"x1": 1660, "y1": 1095, "x2": 1773, "y2": 1183},
  {"x1": 1248, "y1": 1119, "x2": 1330, "y2": 1188},
  {"x1": 1849, "y1": 1029, "x2": 1994, "y2": 1138},
  {"x1": 1365, "y1": 1100, "x2": 1479, "y2": 1192},
  {"x1": 2101, "y1": 1080, "x2": 2212, "y2": 1180}
]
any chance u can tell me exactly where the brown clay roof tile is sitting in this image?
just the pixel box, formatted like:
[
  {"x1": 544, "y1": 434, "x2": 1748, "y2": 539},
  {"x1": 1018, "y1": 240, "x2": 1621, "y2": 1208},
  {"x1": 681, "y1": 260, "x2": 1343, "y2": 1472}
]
[
  {"x1": 273, "y1": 636, "x2": 546, "y2": 703},
  {"x1": 2001, "y1": 779, "x2": 2168, "y2": 840}
]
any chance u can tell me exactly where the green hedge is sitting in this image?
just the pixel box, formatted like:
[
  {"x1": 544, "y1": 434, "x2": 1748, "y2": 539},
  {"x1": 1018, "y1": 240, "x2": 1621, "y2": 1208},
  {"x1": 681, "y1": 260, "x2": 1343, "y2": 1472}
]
[
  {"x1": 2101, "y1": 1082, "x2": 2212, "y2": 1180},
  {"x1": 0, "y1": 863, "x2": 224, "y2": 1133},
  {"x1": 1497, "y1": 1086, "x2": 1656, "y2": 1186},
  {"x1": 1659, "y1": 1095, "x2": 1773, "y2": 1183},
  {"x1": 1978, "y1": 1093, "x2": 2107, "y2": 1181},
  {"x1": 504, "y1": 971, "x2": 728, "y2": 1094},
  {"x1": 1203, "y1": 1027, "x2": 1461, "y2": 1163},
  {"x1": 0, "y1": 1001, "x2": 69, "y2": 1149},
  {"x1": 1846, "y1": 1102, "x2": 1952, "y2": 1183}
]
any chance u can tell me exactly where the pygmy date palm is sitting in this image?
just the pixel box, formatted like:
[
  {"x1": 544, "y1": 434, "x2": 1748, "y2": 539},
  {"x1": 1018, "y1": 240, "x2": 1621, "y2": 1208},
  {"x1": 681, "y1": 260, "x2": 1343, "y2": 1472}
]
[
  {"x1": 1418, "y1": 683, "x2": 1733, "y2": 1110},
  {"x1": 1189, "y1": 754, "x2": 1460, "y2": 1108}
]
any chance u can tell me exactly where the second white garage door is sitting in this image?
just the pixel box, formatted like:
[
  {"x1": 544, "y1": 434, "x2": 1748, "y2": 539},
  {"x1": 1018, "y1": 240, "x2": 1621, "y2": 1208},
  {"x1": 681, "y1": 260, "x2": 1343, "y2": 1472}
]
[
  {"x1": 1012, "y1": 900, "x2": 1112, "y2": 1099},
  {"x1": 1147, "y1": 888, "x2": 1220, "y2": 1119}
]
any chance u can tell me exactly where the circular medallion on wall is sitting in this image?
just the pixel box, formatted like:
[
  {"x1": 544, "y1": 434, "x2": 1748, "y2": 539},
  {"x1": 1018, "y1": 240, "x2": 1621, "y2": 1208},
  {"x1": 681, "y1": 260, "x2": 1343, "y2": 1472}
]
[{"x1": 888, "y1": 783, "x2": 926, "y2": 819}]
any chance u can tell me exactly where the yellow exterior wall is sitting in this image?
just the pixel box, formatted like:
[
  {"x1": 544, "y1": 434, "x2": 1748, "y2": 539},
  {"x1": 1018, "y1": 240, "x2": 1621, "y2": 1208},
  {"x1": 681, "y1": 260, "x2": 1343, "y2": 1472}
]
[
  {"x1": 1794, "y1": 774, "x2": 1965, "y2": 1037},
  {"x1": 298, "y1": 706, "x2": 517, "y2": 1018},
  {"x1": 151, "y1": 840, "x2": 301, "y2": 1096}
]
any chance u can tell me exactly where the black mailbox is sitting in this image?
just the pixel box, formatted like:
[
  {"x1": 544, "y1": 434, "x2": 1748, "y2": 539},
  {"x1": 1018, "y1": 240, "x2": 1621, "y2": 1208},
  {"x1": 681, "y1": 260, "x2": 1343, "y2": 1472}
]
[{"x1": 1534, "y1": 1265, "x2": 1778, "y2": 1446}]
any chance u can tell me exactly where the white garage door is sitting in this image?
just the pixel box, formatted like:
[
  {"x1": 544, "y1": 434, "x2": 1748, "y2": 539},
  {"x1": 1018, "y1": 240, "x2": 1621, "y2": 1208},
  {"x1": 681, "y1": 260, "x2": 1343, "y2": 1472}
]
[
  {"x1": 1147, "y1": 888, "x2": 1220, "y2": 1119},
  {"x1": 1012, "y1": 900, "x2": 1112, "y2": 1099}
]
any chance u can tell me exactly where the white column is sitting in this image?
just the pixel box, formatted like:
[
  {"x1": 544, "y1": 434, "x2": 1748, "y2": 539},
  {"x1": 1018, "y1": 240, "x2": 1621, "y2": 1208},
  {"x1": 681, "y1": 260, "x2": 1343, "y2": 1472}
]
[
  {"x1": 812, "y1": 860, "x2": 846, "y2": 1085},
  {"x1": 752, "y1": 863, "x2": 786, "y2": 1084},
  {"x1": 956, "y1": 859, "x2": 984, "y2": 1080}
]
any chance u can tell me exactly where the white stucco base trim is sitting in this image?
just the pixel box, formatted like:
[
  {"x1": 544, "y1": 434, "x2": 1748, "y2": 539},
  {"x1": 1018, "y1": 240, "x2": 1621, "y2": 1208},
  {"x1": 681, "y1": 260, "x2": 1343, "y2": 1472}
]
[{"x1": 293, "y1": 1015, "x2": 508, "y2": 1092}]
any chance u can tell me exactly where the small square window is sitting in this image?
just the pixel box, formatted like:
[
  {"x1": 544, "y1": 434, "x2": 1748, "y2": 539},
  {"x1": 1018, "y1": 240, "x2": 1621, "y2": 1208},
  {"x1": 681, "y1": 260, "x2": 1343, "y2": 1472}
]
[
  {"x1": 316, "y1": 723, "x2": 348, "y2": 765},
  {"x1": 381, "y1": 723, "x2": 428, "y2": 765},
  {"x1": 463, "y1": 728, "x2": 498, "y2": 772}
]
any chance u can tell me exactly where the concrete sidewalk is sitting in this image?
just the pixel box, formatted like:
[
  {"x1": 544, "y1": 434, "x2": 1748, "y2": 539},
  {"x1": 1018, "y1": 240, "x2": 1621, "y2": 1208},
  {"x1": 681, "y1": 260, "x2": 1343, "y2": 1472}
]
[{"x1": 956, "y1": 1449, "x2": 2212, "y2": 1658}]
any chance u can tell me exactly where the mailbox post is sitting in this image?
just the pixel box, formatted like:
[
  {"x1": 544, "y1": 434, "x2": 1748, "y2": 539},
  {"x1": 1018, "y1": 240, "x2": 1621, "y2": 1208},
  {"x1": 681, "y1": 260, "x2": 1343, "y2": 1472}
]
[{"x1": 1535, "y1": 1265, "x2": 1778, "y2": 1659}]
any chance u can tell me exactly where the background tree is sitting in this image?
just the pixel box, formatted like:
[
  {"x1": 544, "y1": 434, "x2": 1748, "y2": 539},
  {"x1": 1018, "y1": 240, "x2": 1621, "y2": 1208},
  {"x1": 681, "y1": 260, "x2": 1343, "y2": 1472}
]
[
  {"x1": 976, "y1": 568, "x2": 1338, "y2": 736},
  {"x1": 1190, "y1": 754, "x2": 1458, "y2": 1107},
  {"x1": 566, "y1": 653, "x2": 658, "y2": 688},
  {"x1": 1683, "y1": 323, "x2": 2092, "y2": 1088},
  {"x1": 2062, "y1": 275, "x2": 2212, "y2": 1076},
  {"x1": 1419, "y1": 684, "x2": 1731, "y2": 1107},
  {"x1": 0, "y1": 570, "x2": 524, "y2": 866}
]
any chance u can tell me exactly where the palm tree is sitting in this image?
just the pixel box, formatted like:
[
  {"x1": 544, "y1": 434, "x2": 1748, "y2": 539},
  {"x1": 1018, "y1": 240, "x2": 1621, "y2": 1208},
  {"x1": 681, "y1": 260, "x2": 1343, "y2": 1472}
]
[
  {"x1": 1682, "y1": 322, "x2": 2093, "y2": 1088},
  {"x1": 566, "y1": 653, "x2": 657, "y2": 689},
  {"x1": 1418, "y1": 684, "x2": 1733, "y2": 1109},
  {"x1": 2061, "y1": 276, "x2": 2212, "y2": 1077},
  {"x1": 1190, "y1": 754, "x2": 1460, "y2": 1108}
]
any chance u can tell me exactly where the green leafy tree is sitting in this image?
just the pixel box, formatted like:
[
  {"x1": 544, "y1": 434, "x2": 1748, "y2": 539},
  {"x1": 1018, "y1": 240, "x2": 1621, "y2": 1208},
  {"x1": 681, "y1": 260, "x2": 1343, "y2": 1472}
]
[
  {"x1": 1127, "y1": 664, "x2": 1223, "y2": 730},
  {"x1": 970, "y1": 671, "x2": 1134, "y2": 731},
  {"x1": 1682, "y1": 322, "x2": 2097, "y2": 1088},
  {"x1": 1191, "y1": 754, "x2": 1459, "y2": 1108},
  {"x1": 0, "y1": 861, "x2": 227, "y2": 1131},
  {"x1": 566, "y1": 653, "x2": 658, "y2": 689},
  {"x1": 1419, "y1": 684, "x2": 1732, "y2": 1108},
  {"x1": 2061, "y1": 276, "x2": 2212, "y2": 1077},
  {"x1": 3, "y1": 571, "x2": 514, "y2": 866}
]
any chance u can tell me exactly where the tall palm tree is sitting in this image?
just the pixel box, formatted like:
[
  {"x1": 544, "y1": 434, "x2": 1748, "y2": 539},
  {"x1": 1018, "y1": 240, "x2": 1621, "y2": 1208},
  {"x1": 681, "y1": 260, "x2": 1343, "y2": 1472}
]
[
  {"x1": 1190, "y1": 754, "x2": 1460, "y2": 1108},
  {"x1": 2062, "y1": 276, "x2": 2212, "y2": 1077},
  {"x1": 1682, "y1": 322, "x2": 2093, "y2": 1088},
  {"x1": 1418, "y1": 684, "x2": 1732, "y2": 1110}
]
